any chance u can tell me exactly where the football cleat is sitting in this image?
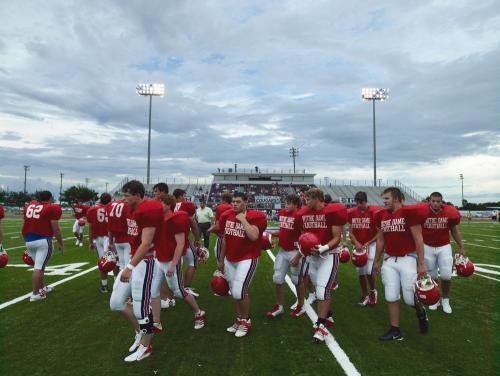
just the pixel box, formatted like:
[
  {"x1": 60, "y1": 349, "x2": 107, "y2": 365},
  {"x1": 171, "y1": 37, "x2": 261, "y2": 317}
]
[
  {"x1": 428, "y1": 301, "x2": 440, "y2": 310},
  {"x1": 100, "y1": 285, "x2": 108, "y2": 293},
  {"x1": 194, "y1": 310, "x2": 206, "y2": 330},
  {"x1": 161, "y1": 298, "x2": 176, "y2": 309},
  {"x1": 23, "y1": 250, "x2": 34, "y2": 266},
  {"x1": 351, "y1": 247, "x2": 368, "y2": 267},
  {"x1": 235, "y1": 318, "x2": 252, "y2": 338},
  {"x1": 75, "y1": 239, "x2": 80, "y2": 246},
  {"x1": 298, "y1": 232, "x2": 320, "y2": 256},
  {"x1": 368, "y1": 289, "x2": 378, "y2": 306},
  {"x1": 290, "y1": 300, "x2": 299, "y2": 310},
  {"x1": 124, "y1": 344, "x2": 152, "y2": 362},
  {"x1": 129, "y1": 331, "x2": 142, "y2": 352},
  {"x1": 416, "y1": 306, "x2": 429, "y2": 334},
  {"x1": 414, "y1": 274, "x2": 440, "y2": 306},
  {"x1": 152, "y1": 322, "x2": 163, "y2": 334},
  {"x1": 441, "y1": 298, "x2": 452, "y2": 314},
  {"x1": 454, "y1": 254, "x2": 474, "y2": 277},
  {"x1": 79, "y1": 242, "x2": 83, "y2": 247},
  {"x1": 290, "y1": 305, "x2": 305, "y2": 317},
  {"x1": 313, "y1": 323, "x2": 328, "y2": 343},
  {"x1": 358, "y1": 295, "x2": 369, "y2": 307},
  {"x1": 379, "y1": 327, "x2": 403, "y2": 341},
  {"x1": 42, "y1": 285, "x2": 54, "y2": 294},
  {"x1": 266, "y1": 304, "x2": 284, "y2": 319},
  {"x1": 227, "y1": 318, "x2": 241, "y2": 333},
  {"x1": 211, "y1": 270, "x2": 230, "y2": 296},
  {"x1": 29, "y1": 291, "x2": 47, "y2": 302},
  {"x1": 185, "y1": 287, "x2": 199, "y2": 297}
]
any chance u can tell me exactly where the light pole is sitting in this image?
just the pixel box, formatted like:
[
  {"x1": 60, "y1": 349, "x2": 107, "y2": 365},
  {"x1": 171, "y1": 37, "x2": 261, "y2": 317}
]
[
  {"x1": 362, "y1": 88, "x2": 389, "y2": 187},
  {"x1": 459, "y1": 173, "x2": 464, "y2": 207},
  {"x1": 23, "y1": 165, "x2": 30, "y2": 194},
  {"x1": 105, "y1": 182, "x2": 109, "y2": 193},
  {"x1": 136, "y1": 83, "x2": 165, "y2": 185},
  {"x1": 59, "y1": 173, "x2": 64, "y2": 204},
  {"x1": 289, "y1": 147, "x2": 299, "y2": 174}
]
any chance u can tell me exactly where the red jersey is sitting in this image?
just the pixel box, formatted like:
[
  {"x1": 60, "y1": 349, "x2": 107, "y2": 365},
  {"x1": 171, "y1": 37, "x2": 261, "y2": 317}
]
[
  {"x1": 126, "y1": 199, "x2": 164, "y2": 257},
  {"x1": 72, "y1": 203, "x2": 89, "y2": 219},
  {"x1": 278, "y1": 209, "x2": 300, "y2": 251},
  {"x1": 296, "y1": 204, "x2": 347, "y2": 247},
  {"x1": 347, "y1": 206, "x2": 383, "y2": 245},
  {"x1": 87, "y1": 204, "x2": 108, "y2": 238},
  {"x1": 215, "y1": 203, "x2": 233, "y2": 236},
  {"x1": 156, "y1": 211, "x2": 190, "y2": 262},
  {"x1": 0, "y1": 205, "x2": 4, "y2": 219},
  {"x1": 106, "y1": 200, "x2": 130, "y2": 243},
  {"x1": 422, "y1": 204, "x2": 461, "y2": 247},
  {"x1": 374, "y1": 205, "x2": 426, "y2": 257},
  {"x1": 220, "y1": 209, "x2": 267, "y2": 262},
  {"x1": 22, "y1": 202, "x2": 62, "y2": 238},
  {"x1": 174, "y1": 201, "x2": 196, "y2": 217}
]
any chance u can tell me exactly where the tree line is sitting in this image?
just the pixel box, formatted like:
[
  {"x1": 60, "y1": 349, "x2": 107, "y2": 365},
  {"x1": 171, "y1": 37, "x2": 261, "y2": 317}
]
[{"x1": 0, "y1": 185, "x2": 99, "y2": 207}]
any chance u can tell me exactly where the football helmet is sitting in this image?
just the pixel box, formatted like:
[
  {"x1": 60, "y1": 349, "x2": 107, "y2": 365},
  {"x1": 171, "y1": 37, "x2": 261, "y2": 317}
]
[
  {"x1": 197, "y1": 246, "x2": 210, "y2": 263},
  {"x1": 261, "y1": 232, "x2": 273, "y2": 250},
  {"x1": 351, "y1": 247, "x2": 368, "y2": 267},
  {"x1": 414, "y1": 274, "x2": 440, "y2": 305},
  {"x1": 298, "y1": 232, "x2": 320, "y2": 256},
  {"x1": 23, "y1": 250, "x2": 34, "y2": 266},
  {"x1": 98, "y1": 250, "x2": 117, "y2": 272},
  {"x1": 339, "y1": 247, "x2": 350, "y2": 263},
  {"x1": 0, "y1": 251, "x2": 8, "y2": 268},
  {"x1": 211, "y1": 270, "x2": 230, "y2": 296},
  {"x1": 454, "y1": 254, "x2": 474, "y2": 277},
  {"x1": 78, "y1": 219, "x2": 86, "y2": 226}
]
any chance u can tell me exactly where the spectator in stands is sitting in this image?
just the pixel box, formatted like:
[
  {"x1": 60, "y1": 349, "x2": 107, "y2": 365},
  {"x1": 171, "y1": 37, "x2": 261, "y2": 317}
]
[{"x1": 196, "y1": 201, "x2": 214, "y2": 249}]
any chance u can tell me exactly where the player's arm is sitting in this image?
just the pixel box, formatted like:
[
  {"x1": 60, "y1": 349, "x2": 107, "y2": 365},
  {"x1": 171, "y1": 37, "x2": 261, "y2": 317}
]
[
  {"x1": 312, "y1": 225, "x2": 341, "y2": 255},
  {"x1": 236, "y1": 213, "x2": 259, "y2": 241},
  {"x1": 372, "y1": 229, "x2": 384, "y2": 275},
  {"x1": 50, "y1": 219, "x2": 64, "y2": 254},
  {"x1": 208, "y1": 219, "x2": 220, "y2": 233},
  {"x1": 450, "y1": 226, "x2": 465, "y2": 255},
  {"x1": 341, "y1": 225, "x2": 347, "y2": 247},
  {"x1": 121, "y1": 227, "x2": 155, "y2": 282},
  {"x1": 167, "y1": 233, "x2": 185, "y2": 277},
  {"x1": 189, "y1": 215, "x2": 201, "y2": 243},
  {"x1": 217, "y1": 237, "x2": 226, "y2": 271},
  {"x1": 410, "y1": 224, "x2": 426, "y2": 276},
  {"x1": 349, "y1": 228, "x2": 362, "y2": 249},
  {"x1": 88, "y1": 222, "x2": 96, "y2": 252}
]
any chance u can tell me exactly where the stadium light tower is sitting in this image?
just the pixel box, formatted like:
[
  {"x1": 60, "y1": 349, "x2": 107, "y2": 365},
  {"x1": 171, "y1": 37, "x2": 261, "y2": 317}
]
[
  {"x1": 23, "y1": 165, "x2": 30, "y2": 194},
  {"x1": 459, "y1": 173, "x2": 464, "y2": 207},
  {"x1": 362, "y1": 88, "x2": 389, "y2": 187},
  {"x1": 289, "y1": 147, "x2": 299, "y2": 174},
  {"x1": 136, "y1": 83, "x2": 165, "y2": 185}
]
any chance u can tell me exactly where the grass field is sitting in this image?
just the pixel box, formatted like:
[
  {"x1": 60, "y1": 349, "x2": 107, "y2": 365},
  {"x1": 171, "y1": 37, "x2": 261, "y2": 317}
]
[{"x1": 0, "y1": 218, "x2": 498, "y2": 376}]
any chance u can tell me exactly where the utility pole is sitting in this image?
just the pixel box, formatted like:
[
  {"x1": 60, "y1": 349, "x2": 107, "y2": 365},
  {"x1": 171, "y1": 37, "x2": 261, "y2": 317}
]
[
  {"x1": 59, "y1": 173, "x2": 64, "y2": 204},
  {"x1": 23, "y1": 165, "x2": 30, "y2": 194}
]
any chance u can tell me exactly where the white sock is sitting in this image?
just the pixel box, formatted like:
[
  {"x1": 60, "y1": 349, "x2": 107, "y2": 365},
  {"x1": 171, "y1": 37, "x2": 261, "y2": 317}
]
[{"x1": 101, "y1": 280, "x2": 108, "y2": 286}]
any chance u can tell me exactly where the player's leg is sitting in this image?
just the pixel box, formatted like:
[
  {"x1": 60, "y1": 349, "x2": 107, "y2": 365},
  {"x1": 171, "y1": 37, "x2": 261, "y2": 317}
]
[
  {"x1": 290, "y1": 256, "x2": 307, "y2": 316},
  {"x1": 151, "y1": 260, "x2": 166, "y2": 330},
  {"x1": 72, "y1": 220, "x2": 80, "y2": 245},
  {"x1": 95, "y1": 237, "x2": 109, "y2": 292},
  {"x1": 366, "y1": 242, "x2": 377, "y2": 305},
  {"x1": 28, "y1": 239, "x2": 51, "y2": 299},
  {"x1": 356, "y1": 258, "x2": 369, "y2": 306},
  {"x1": 400, "y1": 255, "x2": 428, "y2": 334},
  {"x1": 437, "y1": 244, "x2": 454, "y2": 313},
  {"x1": 379, "y1": 257, "x2": 403, "y2": 340},
  {"x1": 424, "y1": 245, "x2": 439, "y2": 309},
  {"x1": 231, "y1": 258, "x2": 258, "y2": 337},
  {"x1": 183, "y1": 244, "x2": 199, "y2": 296},
  {"x1": 224, "y1": 259, "x2": 241, "y2": 333},
  {"x1": 267, "y1": 249, "x2": 288, "y2": 318}
]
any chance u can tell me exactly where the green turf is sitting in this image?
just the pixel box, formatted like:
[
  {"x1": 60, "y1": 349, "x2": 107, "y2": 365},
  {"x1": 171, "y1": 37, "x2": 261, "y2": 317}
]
[{"x1": 0, "y1": 219, "x2": 498, "y2": 375}]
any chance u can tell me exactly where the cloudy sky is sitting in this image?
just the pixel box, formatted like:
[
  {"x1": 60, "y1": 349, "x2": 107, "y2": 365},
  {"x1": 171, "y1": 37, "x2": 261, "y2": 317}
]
[{"x1": 1, "y1": 0, "x2": 499, "y2": 205}]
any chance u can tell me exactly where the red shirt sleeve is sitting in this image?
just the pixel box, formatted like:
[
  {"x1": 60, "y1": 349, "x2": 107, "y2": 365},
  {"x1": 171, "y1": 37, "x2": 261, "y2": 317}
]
[
  {"x1": 0, "y1": 205, "x2": 4, "y2": 219},
  {"x1": 86, "y1": 207, "x2": 96, "y2": 224},
  {"x1": 326, "y1": 204, "x2": 348, "y2": 226},
  {"x1": 137, "y1": 204, "x2": 163, "y2": 228},
  {"x1": 173, "y1": 213, "x2": 190, "y2": 234},
  {"x1": 51, "y1": 205, "x2": 62, "y2": 220},
  {"x1": 374, "y1": 210, "x2": 383, "y2": 229},
  {"x1": 404, "y1": 204, "x2": 427, "y2": 226},
  {"x1": 295, "y1": 208, "x2": 305, "y2": 232},
  {"x1": 249, "y1": 211, "x2": 267, "y2": 233},
  {"x1": 447, "y1": 205, "x2": 461, "y2": 227}
]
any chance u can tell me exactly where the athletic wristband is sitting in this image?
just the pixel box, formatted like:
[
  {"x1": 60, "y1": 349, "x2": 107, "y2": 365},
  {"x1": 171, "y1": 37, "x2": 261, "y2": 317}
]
[
  {"x1": 126, "y1": 263, "x2": 135, "y2": 271},
  {"x1": 318, "y1": 244, "x2": 330, "y2": 253}
]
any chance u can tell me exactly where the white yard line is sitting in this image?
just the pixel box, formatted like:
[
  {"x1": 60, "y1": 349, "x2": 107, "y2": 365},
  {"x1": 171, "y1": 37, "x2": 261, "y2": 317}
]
[
  {"x1": 452, "y1": 241, "x2": 499, "y2": 251},
  {"x1": 459, "y1": 232, "x2": 500, "y2": 238},
  {"x1": 474, "y1": 272, "x2": 500, "y2": 282},
  {"x1": 265, "y1": 249, "x2": 361, "y2": 376},
  {"x1": 0, "y1": 265, "x2": 98, "y2": 310}
]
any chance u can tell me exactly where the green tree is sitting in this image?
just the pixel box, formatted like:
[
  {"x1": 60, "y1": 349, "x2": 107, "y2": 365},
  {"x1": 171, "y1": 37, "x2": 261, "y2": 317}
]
[{"x1": 61, "y1": 185, "x2": 98, "y2": 204}]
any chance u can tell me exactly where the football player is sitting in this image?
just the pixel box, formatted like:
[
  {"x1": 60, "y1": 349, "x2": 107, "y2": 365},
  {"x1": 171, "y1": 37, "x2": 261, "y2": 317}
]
[
  {"x1": 109, "y1": 180, "x2": 162, "y2": 362},
  {"x1": 0, "y1": 204, "x2": 4, "y2": 253},
  {"x1": 422, "y1": 192, "x2": 465, "y2": 314},
  {"x1": 372, "y1": 187, "x2": 428, "y2": 341},
  {"x1": 208, "y1": 192, "x2": 233, "y2": 262},
  {"x1": 347, "y1": 191, "x2": 382, "y2": 306},
  {"x1": 295, "y1": 188, "x2": 347, "y2": 343},
  {"x1": 106, "y1": 198, "x2": 130, "y2": 272},
  {"x1": 218, "y1": 191, "x2": 267, "y2": 338},
  {"x1": 266, "y1": 194, "x2": 306, "y2": 318},
  {"x1": 87, "y1": 193, "x2": 113, "y2": 292},
  {"x1": 72, "y1": 199, "x2": 89, "y2": 247},
  {"x1": 22, "y1": 191, "x2": 64, "y2": 301},
  {"x1": 151, "y1": 194, "x2": 206, "y2": 332},
  {"x1": 173, "y1": 189, "x2": 201, "y2": 297}
]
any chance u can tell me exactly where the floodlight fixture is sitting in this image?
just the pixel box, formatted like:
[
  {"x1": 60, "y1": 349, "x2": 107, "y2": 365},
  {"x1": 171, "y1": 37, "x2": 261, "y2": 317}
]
[
  {"x1": 362, "y1": 87, "x2": 390, "y2": 187},
  {"x1": 136, "y1": 83, "x2": 165, "y2": 184}
]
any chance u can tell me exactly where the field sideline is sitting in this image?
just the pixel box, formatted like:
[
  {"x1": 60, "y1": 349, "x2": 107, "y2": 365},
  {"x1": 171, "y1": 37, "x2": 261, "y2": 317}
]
[{"x1": 0, "y1": 219, "x2": 498, "y2": 375}]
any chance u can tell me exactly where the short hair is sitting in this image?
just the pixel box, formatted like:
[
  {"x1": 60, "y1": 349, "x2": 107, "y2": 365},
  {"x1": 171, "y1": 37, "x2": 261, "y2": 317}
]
[
  {"x1": 324, "y1": 194, "x2": 332, "y2": 203},
  {"x1": 430, "y1": 192, "x2": 443, "y2": 199},
  {"x1": 172, "y1": 188, "x2": 186, "y2": 199},
  {"x1": 305, "y1": 188, "x2": 324, "y2": 201},
  {"x1": 38, "y1": 191, "x2": 53, "y2": 202},
  {"x1": 285, "y1": 194, "x2": 301, "y2": 206},
  {"x1": 233, "y1": 191, "x2": 248, "y2": 201},
  {"x1": 300, "y1": 186, "x2": 309, "y2": 193},
  {"x1": 221, "y1": 192, "x2": 232, "y2": 204},
  {"x1": 100, "y1": 193, "x2": 112, "y2": 205},
  {"x1": 162, "y1": 194, "x2": 176, "y2": 211},
  {"x1": 153, "y1": 182, "x2": 169, "y2": 193},
  {"x1": 382, "y1": 187, "x2": 403, "y2": 202},
  {"x1": 354, "y1": 191, "x2": 368, "y2": 202},
  {"x1": 122, "y1": 180, "x2": 145, "y2": 198}
]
